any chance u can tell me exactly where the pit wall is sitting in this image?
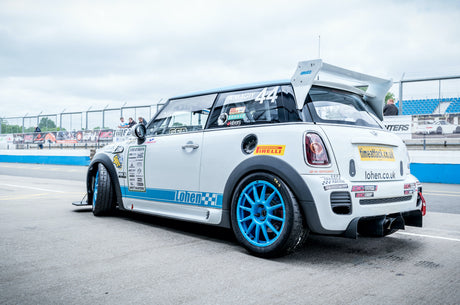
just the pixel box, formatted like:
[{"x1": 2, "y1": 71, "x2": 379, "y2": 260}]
[
  {"x1": 0, "y1": 149, "x2": 91, "y2": 166},
  {"x1": 0, "y1": 150, "x2": 459, "y2": 184},
  {"x1": 409, "y1": 150, "x2": 460, "y2": 184}
]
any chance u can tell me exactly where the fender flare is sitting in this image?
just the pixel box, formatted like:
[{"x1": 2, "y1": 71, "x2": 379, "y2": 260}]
[
  {"x1": 86, "y1": 153, "x2": 124, "y2": 210},
  {"x1": 221, "y1": 156, "x2": 339, "y2": 234}
]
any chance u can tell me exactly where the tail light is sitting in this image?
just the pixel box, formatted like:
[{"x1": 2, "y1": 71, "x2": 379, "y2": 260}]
[{"x1": 305, "y1": 133, "x2": 330, "y2": 165}]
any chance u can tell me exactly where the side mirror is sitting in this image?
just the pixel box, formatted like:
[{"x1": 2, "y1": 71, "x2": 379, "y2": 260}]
[{"x1": 134, "y1": 123, "x2": 146, "y2": 144}]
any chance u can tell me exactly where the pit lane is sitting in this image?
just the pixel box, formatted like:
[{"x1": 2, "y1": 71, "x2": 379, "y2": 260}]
[{"x1": 0, "y1": 163, "x2": 459, "y2": 304}]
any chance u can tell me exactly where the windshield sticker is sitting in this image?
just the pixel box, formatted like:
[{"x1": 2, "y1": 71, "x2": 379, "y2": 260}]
[
  {"x1": 229, "y1": 106, "x2": 246, "y2": 115},
  {"x1": 254, "y1": 145, "x2": 285, "y2": 156},
  {"x1": 224, "y1": 92, "x2": 258, "y2": 105},
  {"x1": 227, "y1": 120, "x2": 241, "y2": 127},
  {"x1": 169, "y1": 127, "x2": 188, "y2": 134},
  {"x1": 255, "y1": 86, "x2": 279, "y2": 104},
  {"x1": 218, "y1": 113, "x2": 228, "y2": 126},
  {"x1": 128, "y1": 146, "x2": 146, "y2": 192},
  {"x1": 228, "y1": 113, "x2": 246, "y2": 121}
]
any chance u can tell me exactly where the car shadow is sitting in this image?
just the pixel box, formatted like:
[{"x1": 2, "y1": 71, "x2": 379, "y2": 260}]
[
  {"x1": 278, "y1": 233, "x2": 424, "y2": 265},
  {"x1": 114, "y1": 209, "x2": 237, "y2": 244},
  {"x1": 72, "y1": 206, "x2": 424, "y2": 263}
]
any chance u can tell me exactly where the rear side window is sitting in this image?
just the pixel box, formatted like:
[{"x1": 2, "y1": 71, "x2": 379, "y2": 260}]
[{"x1": 207, "y1": 85, "x2": 301, "y2": 128}]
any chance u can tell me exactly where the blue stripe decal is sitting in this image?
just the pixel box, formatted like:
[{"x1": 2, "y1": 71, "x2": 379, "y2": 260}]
[{"x1": 121, "y1": 186, "x2": 223, "y2": 208}]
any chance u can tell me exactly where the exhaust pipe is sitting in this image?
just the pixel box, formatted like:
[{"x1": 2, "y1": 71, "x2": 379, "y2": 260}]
[{"x1": 357, "y1": 214, "x2": 405, "y2": 237}]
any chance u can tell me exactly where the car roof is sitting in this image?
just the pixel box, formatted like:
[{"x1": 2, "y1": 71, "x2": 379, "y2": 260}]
[{"x1": 169, "y1": 79, "x2": 365, "y2": 100}]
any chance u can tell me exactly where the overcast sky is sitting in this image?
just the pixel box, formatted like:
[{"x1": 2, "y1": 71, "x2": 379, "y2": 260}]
[{"x1": 1, "y1": 0, "x2": 460, "y2": 119}]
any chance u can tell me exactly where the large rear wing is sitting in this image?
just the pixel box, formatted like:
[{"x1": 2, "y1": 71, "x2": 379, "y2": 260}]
[{"x1": 291, "y1": 59, "x2": 392, "y2": 120}]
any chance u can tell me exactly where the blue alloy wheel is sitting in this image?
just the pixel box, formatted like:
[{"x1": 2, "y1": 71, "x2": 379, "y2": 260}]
[
  {"x1": 236, "y1": 180, "x2": 286, "y2": 247},
  {"x1": 92, "y1": 171, "x2": 99, "y2": 208}
]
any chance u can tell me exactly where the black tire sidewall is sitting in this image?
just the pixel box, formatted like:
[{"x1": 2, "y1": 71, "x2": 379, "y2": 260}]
[
  {"x1": 230, "y1": 172, "x2": 295, "y2": 256},
  {"x1": 92, "y1": 163, "x2": 113, "y2": 216}
]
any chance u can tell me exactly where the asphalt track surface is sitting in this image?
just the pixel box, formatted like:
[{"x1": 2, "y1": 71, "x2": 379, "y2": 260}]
[{"x1": 0, "y1": 163, "x2": 459, "y2": 304}]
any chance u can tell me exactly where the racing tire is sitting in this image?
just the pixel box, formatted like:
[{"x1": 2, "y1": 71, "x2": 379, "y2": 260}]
[
  {"x1": 436, "y1": 127, "x2": 442, "y2": 134},
  {"x1": 230, "y1": 172, "x2": 308, "y2": 258},
  {"x1": 91, "y1": 163, "x2": 114, "y2": 216}
]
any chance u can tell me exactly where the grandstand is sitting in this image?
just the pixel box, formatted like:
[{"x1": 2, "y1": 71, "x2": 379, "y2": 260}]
[{"x1": 396, "y1": 97, "x2": 460, "y2": 115}]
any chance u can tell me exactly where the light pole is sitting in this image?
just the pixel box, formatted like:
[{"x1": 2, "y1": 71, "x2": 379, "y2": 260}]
[
  {"x1": 60, "y1": 108, "x2": 66, "y2": 131},
  {"x1": 86, "y1": 106, "x2": 92, "y2": 130}
]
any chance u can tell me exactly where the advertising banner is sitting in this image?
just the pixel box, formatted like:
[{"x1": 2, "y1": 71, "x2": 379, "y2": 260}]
[
  {"x1": 384, "y1": 114, "x2": 460, "y2": 140},
  {"x1": 12, "y1": 129, "x2": 114, "y2": 144},
  {"x1": 383, "y1": 115, "x2": 412, "y2": 140}
]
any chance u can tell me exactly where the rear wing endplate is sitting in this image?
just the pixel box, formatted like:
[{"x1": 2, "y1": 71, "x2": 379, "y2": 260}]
[{"x1": 290, "y1": 59, "x2": 392, "y2": 120}]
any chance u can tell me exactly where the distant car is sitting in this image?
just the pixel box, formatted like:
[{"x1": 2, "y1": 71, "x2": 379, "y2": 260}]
[
  {"x1": 416, "y1": 120, "x2": 458, "y2": 134},
  {"x1": 82, "y1": 59, "x2": 426, "y2": 258}
]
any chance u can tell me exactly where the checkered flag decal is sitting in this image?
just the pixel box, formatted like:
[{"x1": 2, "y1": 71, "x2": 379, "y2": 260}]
[{"x1": 202, "y1": 193, "x2": 218, "y2": 206}]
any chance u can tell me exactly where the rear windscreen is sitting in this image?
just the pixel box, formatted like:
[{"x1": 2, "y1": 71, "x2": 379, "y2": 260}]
[{"x1": 305, "y1": 86, "x2": 382, "y2": 128}]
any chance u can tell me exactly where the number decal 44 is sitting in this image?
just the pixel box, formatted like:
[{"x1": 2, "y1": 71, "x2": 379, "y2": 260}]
[{"x1": 255, "y1": 86, "x2": 279, "y2": 104}]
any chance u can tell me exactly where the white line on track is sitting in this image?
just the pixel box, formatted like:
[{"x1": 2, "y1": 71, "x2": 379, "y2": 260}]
[
  {"x1": 423, "y1": 192, "x2": 460, "y2": 197},
  {"x1": 423, "y1": 190, "x2": 460, "y2": 194},
  {"x1": 1, "y1": 183, "x2": 65, "y2": 193},
  {"x1": 396, "y1": 231, "x2": 460, "y2": 242}
]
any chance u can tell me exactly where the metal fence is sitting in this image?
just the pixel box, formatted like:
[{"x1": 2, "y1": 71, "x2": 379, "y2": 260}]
[
  {"x1": 1, "y1": 102, "x2": 165, "y2": 134},
  {"x1": 395, "y1": 74, "x2": 460, "y2": 114}
]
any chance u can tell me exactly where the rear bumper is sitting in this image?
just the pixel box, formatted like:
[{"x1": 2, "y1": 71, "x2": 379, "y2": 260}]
[
  {"x1": 343, "y1": 209, "x2": 423, "y2": 238},
  {"x1": 301, "y1": 174, "x2": 423, "y2": 234}
]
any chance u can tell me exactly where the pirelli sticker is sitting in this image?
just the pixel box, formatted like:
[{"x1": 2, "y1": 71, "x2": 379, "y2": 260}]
[
  {"x1": 358, "y1": 145, "x2": 395, "y2": 161},
  {"x1": 254, "y1": 145, "x2": 285, "y2": 156}
]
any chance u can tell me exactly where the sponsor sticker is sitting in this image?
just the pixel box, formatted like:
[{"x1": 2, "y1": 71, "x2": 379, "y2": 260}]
[
  {"x1": 254, "y1": 145, "x2": 285, "y2": 156},
  {"x1": 321, "y1": 175, "x2": 347, "y2": 191},
  {"x1": 229, "y1": 106, "x2": 246, "y2": 115},
  {"x1": 127, "y1": 146, "x2": 146, "y2": 192},
  {"x1": 145, "y1": 137, "x2": 157, "y2": 144},
  {"x1": 169, "y1": 127, "x2": 188, "y2": 134},
  {"x1": 224, "y1": 92, "x2": 258, "y2": 105},
  {"x1": 320, "y1": 175, "x2": 345, "y2": 186},
  {"x1": 358, "y1": 146, "x2": 395, "y2": 161},
  {"x1": 228, "y1": 113, "x2": 245, "y2": 121},
  {"x1": 227, "y1": 120, "x2": 241, "y2": 126},
  {"x1": 364, "y1": 170, "x2": 396, "y2": 180},
  {"x1": 113, "y1": 154, "x2": 122, "y2": 169}
]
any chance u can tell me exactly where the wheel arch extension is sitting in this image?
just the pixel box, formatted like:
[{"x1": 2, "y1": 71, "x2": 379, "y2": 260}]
[
  {"x1": 220, "y1": 156, "x2": 333, "y2": 234},
  {"x1": 87, "y1": 153, "x2": 124, "y2": 210}
]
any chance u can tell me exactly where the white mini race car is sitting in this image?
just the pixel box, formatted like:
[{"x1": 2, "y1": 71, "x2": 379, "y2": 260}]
[{"x1": 81, "y1": 59, "x2": 426, "y2": 257}]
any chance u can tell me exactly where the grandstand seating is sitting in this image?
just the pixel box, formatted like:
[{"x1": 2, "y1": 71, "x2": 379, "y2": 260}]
[
  {"x1": 395, "y1": 97, "x2": 460, "y2": 115},
  {"x1": 445, "y1": 98, "x2": 460, "y2": 113}
]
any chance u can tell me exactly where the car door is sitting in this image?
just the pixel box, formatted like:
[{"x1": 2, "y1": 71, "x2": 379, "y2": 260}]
[{"x1": 122, "y1": 94, "x2": 217, "y2": 222}]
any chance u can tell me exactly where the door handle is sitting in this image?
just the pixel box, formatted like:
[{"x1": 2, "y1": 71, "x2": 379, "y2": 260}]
[{"x1": 182, "y1": 142, "x2": 199, "y2": 150}]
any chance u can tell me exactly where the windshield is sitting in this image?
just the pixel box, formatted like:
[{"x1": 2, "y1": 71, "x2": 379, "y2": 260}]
[{"x1": 304, "y1": 86, "x2": 382, "y2": 128}]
